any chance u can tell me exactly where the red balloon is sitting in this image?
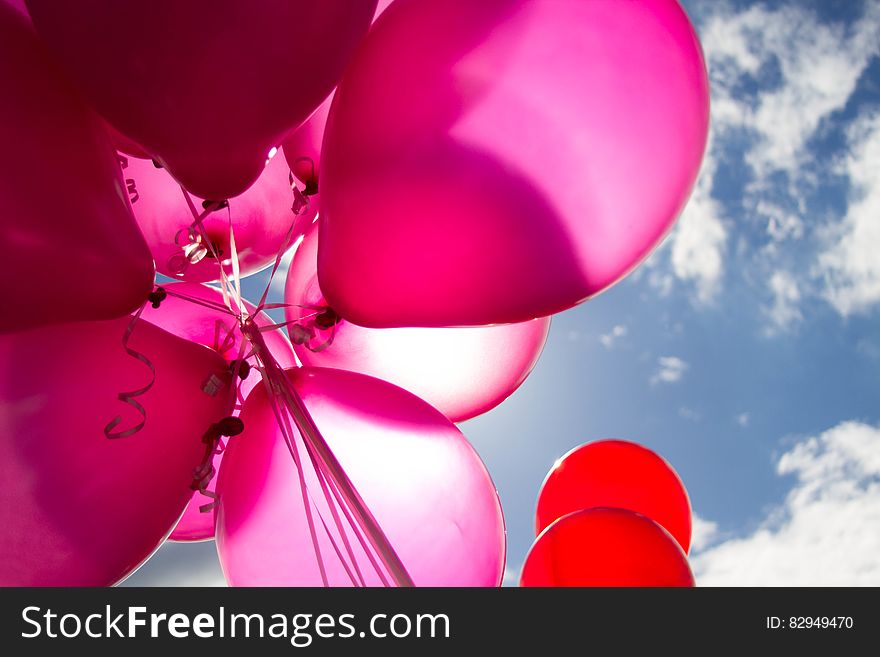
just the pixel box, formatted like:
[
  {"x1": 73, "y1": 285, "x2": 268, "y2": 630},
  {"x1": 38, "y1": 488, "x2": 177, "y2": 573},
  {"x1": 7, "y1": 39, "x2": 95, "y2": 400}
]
[
  {"x1": 520, "y1": 508, "x2": 694, "y2": 587},
  {"x1": 25, "y1": 0, "x2": 378, "y2": 200},
  {"x1": 536, "y1": 440, "x2": 691, "y2": 552},
  {"x1": 0, "y1": 4, "x2": 154, "y2": 334}
]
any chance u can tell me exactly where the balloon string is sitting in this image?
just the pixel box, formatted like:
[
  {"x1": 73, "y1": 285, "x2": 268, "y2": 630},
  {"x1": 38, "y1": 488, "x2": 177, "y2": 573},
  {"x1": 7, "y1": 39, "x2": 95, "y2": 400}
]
[
  {"x1": 242, "y1": 319, "x2": 414, "y2": 587},
  {"x1": 179, "y1": 187, "x2": 243, "y2": 317},
  {"x1": 261, "y1": 354, "x2": 362, "y2": 587},
  {"x1": 255, "y1": 174, "x2": 313, "y2": 315},
  {"x1": 103, "y1": 300, "x2": 156, "y2": 439},
  {"x1": 163, "y1": 288, "x2": 238, "y2": 316},
  {"x1": 295, "y1": 419, "x2": 370, "y2": 587},
  {"x1": 261, "y1": 371, "x2": 331, "y2": 586}
]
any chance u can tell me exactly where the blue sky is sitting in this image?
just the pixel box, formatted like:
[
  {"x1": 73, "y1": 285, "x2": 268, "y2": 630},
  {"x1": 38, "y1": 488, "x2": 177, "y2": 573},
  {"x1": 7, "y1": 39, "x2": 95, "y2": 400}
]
[{"x1": 126, "y1": 0, "x2": 880, "y2": 586}]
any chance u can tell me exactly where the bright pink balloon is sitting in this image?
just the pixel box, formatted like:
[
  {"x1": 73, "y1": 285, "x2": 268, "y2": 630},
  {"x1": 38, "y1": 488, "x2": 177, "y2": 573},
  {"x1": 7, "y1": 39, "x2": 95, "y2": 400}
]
[
  {"x1": 319, "y1": 0, "x2": 710, "y2": 328},
  {"x1": 520, "y1": 508, "x2": 695, "y2": 587},
  {"x1": 25, "y1": 0, "x2": 378, "y2": 200},
  {"x1": 0, "y1": 5, "x2": 154, "y2": 333},
  {"x1": 0, "y1": 317, "x2": 232, "y2": 585},
  {"x1": 139, "y1": 283, "x2": 297, "y2": 542},
  {"x1": 536, "y1": 440, "x2": 692, "y2": 552},
  {"x1": 123, "y1": 150, "x2": 315, "y2": 283},
  {"x1": 285, "y1": 222, "x2": 550, "y2": 421},
  {"x1": 216, "y1": 367, "x2": 506, "y2": 586}
]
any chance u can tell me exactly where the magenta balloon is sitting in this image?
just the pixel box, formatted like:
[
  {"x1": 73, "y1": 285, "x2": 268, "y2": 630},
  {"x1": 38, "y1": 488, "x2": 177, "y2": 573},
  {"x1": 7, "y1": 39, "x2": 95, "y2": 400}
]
[
  {"x1": 123, "y1": 150, "x2": 314, "y2": 283},
  {"x1": 216, "y1": 367, "x2": 506, "y2": 586},
  {"x1": 139, "y1": 283, "x2": 297, "y2": 542},
  {"x1": 282, "y1": 95, "x2": 332, "y2": 192},
  {"x1": 280, "y1": 0, "x2": 396, "y2": 191},
  {"x1": 319, "y1": 0, "x2": 710, "y2": 328},
  {"x1": 104, "y1": 120, "x2": 151, "y2": 160},
  {"x1": 285, "y1": 222, "x2": 550, "y2": 421},
  {"x1": 25, "y1": 0, "x2": 378, "y2": 200},
  {"x1": 0, "y1": 5, "x2": 154, "y2": 333},
  {"x1": 0, "y1": 317, "x2": 232, "y2": 585}
]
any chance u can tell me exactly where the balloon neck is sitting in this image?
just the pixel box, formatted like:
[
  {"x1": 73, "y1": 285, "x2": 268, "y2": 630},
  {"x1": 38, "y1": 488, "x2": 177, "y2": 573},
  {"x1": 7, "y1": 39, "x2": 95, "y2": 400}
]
[
  {"x1": 147, "y1": 286, "x2": 167, "y2": 309},
  {"x1": 314, "y1": 307, "x2": 340, "y2": 330}
]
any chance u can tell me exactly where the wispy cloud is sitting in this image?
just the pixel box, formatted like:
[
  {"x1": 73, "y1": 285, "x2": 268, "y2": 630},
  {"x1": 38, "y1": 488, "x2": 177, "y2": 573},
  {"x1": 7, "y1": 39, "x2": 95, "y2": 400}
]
[
  {"x1": 763, "y1": 270, "x2": 803, "y2": 334},
  {"x1": 736, "y1": 412, "x2": 751, "y2": 428},
  {"x1": 651, "y1": 356, "x2": 688, "y2": 385},
  {"x1": 669, "y1": 153, "x2": 728, "y2": 305},
  {"x1": 818, "y1": 111, "x2": 880, "y2": 316},
  {"x1": 692, "y1": 420, "x2": 880, "y2": 585},
  {"x1": 598, "y1": 324, "x2": 628, "y2": 350}
]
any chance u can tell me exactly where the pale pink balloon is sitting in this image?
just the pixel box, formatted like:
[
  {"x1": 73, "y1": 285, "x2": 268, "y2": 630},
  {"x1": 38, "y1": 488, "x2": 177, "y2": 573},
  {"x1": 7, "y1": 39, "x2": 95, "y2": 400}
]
[
  {"x1": 216, "y1": 367, "x2": 506, "y2": 586},
  {"x1": 139, "y1": 282, "x2": 297, "y2": 542},
  {"x1": 319, "y1": 0, "x2": 710, "y2": 327},
  {"x1": 123, "y1": 150, "x2": 315, "y2": 283},
  {"x1": 0, "y1": 317, "x2": 232, "y2": 585},
  {"x1": 0, "y1": 5, "x2": 154, "y2": 333},
  {"x1": 285, "y1": 222, "x2": 550, "y2": 421},
  {"x1": 25, "y1": 0, "x2": 378, "y2": 200}
]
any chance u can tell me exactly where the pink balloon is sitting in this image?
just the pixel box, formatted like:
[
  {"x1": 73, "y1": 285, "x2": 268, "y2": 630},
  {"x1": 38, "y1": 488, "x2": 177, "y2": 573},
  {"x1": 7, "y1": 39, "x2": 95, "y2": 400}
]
[
  {"x1": 25, "y1": 0, "x2": 378, "y2": 200},
  {"x1": 123, "y1": 150, "x2": 315, "y2": 283},
  {"x1": 104, "y1": 120, "x2": 151, "y2": 160},
  {"x1": 139, "y1": 282, "x2": 296, "y2": 541},
  {"x1": 280, "y1": 0, "x2": 395, "y2": 193},
  {"x1": 282, "y1": 95, "x2": 331, "y2": 194},
  {"x1": 319, "y1": 0, "x2": 710, "y2": 327},
  {"x1": 0, "y1": 5, "x2": 154, "y2": 333},
  {"x1": 0, "y1": 317, "x2": 232, "y2": 585},
  {"x1": 285, "y1": 222, "x2": 550, "y2": 421},
  {"x1": 216, "y1": 367, "x2": 506, "y2": 586}
]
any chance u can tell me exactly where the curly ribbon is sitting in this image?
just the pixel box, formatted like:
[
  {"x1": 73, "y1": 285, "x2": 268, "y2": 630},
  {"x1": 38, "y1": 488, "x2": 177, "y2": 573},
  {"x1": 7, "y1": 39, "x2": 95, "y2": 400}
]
[
  {"x1": 190, "y1": 416, "x2": 244, "y2": 512},
  {"x1": 103, "y1": 294, "x2": 159, "y2": 439}
]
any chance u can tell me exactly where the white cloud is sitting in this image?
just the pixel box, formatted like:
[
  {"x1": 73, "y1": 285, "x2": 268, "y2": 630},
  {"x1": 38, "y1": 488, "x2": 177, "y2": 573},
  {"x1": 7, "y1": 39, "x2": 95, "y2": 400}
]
[
  {"x1": 669, "y1": 154, "x2": 728, "y2": 304},
  {"x1": 702, "y1": 2, "x2": 880, "y2": 179},
  {"x1": 736, "y1": 412, "x2": 751, "y2": 428},
  {"x1": 691, "y1": 515, "x2": 721, "y2": 553},
  {"x1": 692, "y1": 420, "x2": 880, "y2": 586},
  {"x1": 679, "y1": 406, "x2": 701, "y2": 422},
  {"x1": 817, "y1": 111, "x2": 880, "y2": 316},
  {"x1": 651, "y1": 356, "x2": 688, "y2": 385},
  {"x1": 763, "y1": 270, "x2": 803, "y2": 334},
  {"x1": 599, "y1": 324, "x2": 627, "y2": 349},
  {"x1": 756, "y1": 200, "x2": 805, "y2": 244}
]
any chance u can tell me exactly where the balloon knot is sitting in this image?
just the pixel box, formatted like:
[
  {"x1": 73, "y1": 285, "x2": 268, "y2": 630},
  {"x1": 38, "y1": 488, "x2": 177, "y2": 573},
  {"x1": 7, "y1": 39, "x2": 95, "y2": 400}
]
[
  {"x1": 214, "y1": 416, "x2": 245, "y2": 438},
  {"x1": 148, "y1": 286, "x2": 167, "y2": 309},
  {"x1": 314, "y1": 307, "x2": 340, "y2": 329},
  {"x1": 303, "y1": 180, "x2": 319, "y2": 197},
  {"x1": 202, "y1": 199, "x2": 229, "y2": 212},
  {"x1": 229, "y1": 359, "x2": 251, "y2": 380}
]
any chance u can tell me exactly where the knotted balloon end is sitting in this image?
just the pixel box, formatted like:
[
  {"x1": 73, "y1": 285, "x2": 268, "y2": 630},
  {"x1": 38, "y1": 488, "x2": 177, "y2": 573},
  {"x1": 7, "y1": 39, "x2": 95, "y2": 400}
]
[
  {"x1": 148, "y1": 286, "x2": 167, "y2": 309},
  {"x1": 229, "y1": 359, "x2": 251, "y2": 380}
]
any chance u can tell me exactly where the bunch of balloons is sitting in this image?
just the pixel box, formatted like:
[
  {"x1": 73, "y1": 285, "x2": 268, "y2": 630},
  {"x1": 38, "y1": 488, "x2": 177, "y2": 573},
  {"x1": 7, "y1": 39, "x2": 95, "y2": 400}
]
[
  {"x1": 0, "y1": 0, "x2": 708, "y2": 587},
  {"x1": 521, "y1": 440, "x2": 695, "y2": 587}
]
